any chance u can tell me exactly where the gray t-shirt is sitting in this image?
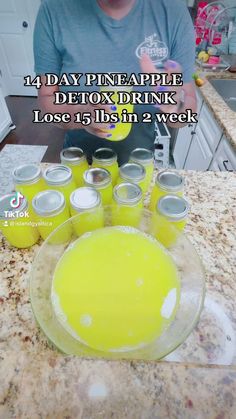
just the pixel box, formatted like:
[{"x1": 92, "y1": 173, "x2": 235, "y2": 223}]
[{"x1": 34, "y1": 0, "x2": 195, "y2": 164}]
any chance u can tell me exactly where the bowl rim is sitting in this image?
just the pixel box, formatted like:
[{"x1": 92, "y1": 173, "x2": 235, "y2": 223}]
[{"x1": 30, "y1": 205, "x2": 206, "y2": 360}]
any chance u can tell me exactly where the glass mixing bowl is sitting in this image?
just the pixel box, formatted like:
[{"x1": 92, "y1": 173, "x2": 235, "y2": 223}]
[{"x1": 30, "y1": 206, "x2": 205, "y2": 360}]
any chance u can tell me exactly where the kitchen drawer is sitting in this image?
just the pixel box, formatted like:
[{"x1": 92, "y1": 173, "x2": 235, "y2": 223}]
[
  {"x1": 198, "y1": 103, "x2": 222, "y2": 153},
  {"x1": 184, "y1": 125, "x2": 213, "y2": 170}
]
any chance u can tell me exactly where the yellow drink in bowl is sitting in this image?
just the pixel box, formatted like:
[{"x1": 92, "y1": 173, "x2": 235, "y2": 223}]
[
  {"x1": 117, "y1": 163, "x2": 146, "y2": 193},
  {"x1": 32, "y1": 190, "x2": 71, "y2": 243},
  {"x1": 130, "y1": 148, "x2": 154, "y2": 192},
  {"x1": 43, "y1": 165, "x2": 76, "y2": 204},
  {"x1": 153, "y1": 195, "x2": 189, "y2": 248},
  {"x1": 100, "y1": 86, "x2": 134, "y2": 141},
  {"x1": 13, "y1": 164, "x2": 45, "y2": 203},
  {"x1": 70, "y1": 187, "x2": 104, "y2": 236},
  {"x1": 83, "y1": 168, "x2": 112, "y2": 205},
  {"x1": 92, "y1": 148, "x2": 119, "y2": 185},
  {"x1": 0, "y1": 194, "x2": 39, "y2": 248},
  {"x1": 112, "y1": 182, "x2": 143, "y2": 228},
  {"x1": 51, "y1": 226, "x2": 180, "y2": 353},
  {"x1": 150, "y1": 171, "x2": 184, "y2": 211},
  {"x1": 60, "y1": 147, "x2": 89, "y2": 187}
]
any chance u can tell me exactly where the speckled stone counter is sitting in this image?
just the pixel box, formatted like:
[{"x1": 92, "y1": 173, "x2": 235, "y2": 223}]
[
  {"x1": 197, "y1": 70, "x2": 236, "y2": 150},
  {"x1": 1, "y1": 171, "x2": 236, "y2": 418}
]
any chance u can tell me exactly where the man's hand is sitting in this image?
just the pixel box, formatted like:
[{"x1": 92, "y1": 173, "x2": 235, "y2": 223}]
[
  {"x1": 140, "y1": 54, "x2": 197, "y2": 127},
  {"x1": 38, "y1": 76, "x2": 114, "y2": 138}
]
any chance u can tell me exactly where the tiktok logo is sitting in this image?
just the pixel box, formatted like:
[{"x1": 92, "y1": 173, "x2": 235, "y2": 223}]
[{"x1": 10, "y1": 192, "x2": 24, "y2": 209}]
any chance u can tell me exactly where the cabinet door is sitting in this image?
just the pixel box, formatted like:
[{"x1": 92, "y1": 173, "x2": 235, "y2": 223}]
[
  {"x1": 184, "y1": 125, "x2": 213, "y2": 170},
  {"x1": 210, "y1": 136, "x2": 236, "y2": 171},
  {"x1": 198, "y1": 103, "x2": 222, "y2": 153},
  {"x1": 173, "y1": 123, "x2": 196, "y2": 169},
  {"x1": 0, "y1": 0, "x2": 41, "y2": 96},
  {"x1": 0, "y1": 87, "x2": 12, "y2": 142},
  {"x1": 173, "y1": 89, "x2": 203, "y2": 170}
]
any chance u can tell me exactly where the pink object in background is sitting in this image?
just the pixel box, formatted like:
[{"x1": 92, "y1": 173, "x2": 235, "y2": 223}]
[
  {"x1": 208, "y1": 56, "x2": 221, "y2": 65},
  {"x1": 195, "y1": 2, "x2": 222, "y2": 46}
]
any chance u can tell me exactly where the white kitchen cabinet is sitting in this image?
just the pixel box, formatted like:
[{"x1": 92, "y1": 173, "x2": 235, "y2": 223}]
[
  {"x1": 198, "y1": 103, "x2": 222, "y2": 153},
  {"x1": 173, "y1": 123, "x2": 196, "y2": 169},
  {"x1": 174, "y1": 86, "x2": 236, "y2": 171},
  {"x1": 0, "y1": 87, "x2": 12, "y2": 143},
  {"x1": 209, "y1": 136, "x2": 236, "y2": 171},
  {"x1": 173, "y1": 88, "x2": 203, "y2": 169},
  {"x1": 184, "y1": 125, "x2": 213, "y2": 170}
]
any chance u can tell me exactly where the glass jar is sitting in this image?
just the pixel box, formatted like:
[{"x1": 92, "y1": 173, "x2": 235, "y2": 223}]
[
  {"x1": 117, "y1": 163, "x2": 146, "y2": 193},
  {"x1": 149, "y1": 171, "x2": 184, "y2": 211},
  {"x1": 112, "y1": 182, "x2": 143, "y2": 228},
  {"x1": 83, "y1": 168, "x2": 112, "y2": 205},
  {"x1": 92, "y1": 148, "x2": 119, "y2": 185},
  {"x1": 12, "y1": 164, "x2": 45, "y2": 203},
  {"x1": 0, "y1": 193, "x2": 39, "y2": 248},
  {"x1": 70, "y1": 187, "x2": 104, "y2": 236},
  {"x1": 153, "y1": 194, "x2": 189, "y2": 247},
  {"x1": 60, "y1": 147, "x2": 89, "y2": 187},
  {"x1": 130, "y1": 148, "x2": 154, "y2": 192},
  {"x1": 43, "y1": 165, "x2": 76, "y2": 204},
  {"x1": 32, "y1": 190, "x2": 71, "y2": 242}
]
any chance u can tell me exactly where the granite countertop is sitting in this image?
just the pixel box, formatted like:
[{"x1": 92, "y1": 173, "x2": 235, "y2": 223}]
[
  {"x1": 1, "y1": 171, "x2": 236, "y2": 418},
  {"x1": 197, "y1": 70, "x2": 236, "y2": 150}
]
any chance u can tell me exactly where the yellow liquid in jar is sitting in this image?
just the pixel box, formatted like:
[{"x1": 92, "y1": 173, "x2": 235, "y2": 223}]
[
  {"x1": 92, "y1": 162, "x2": 119, "y2": 186},
  {"x1": 15, "y1": 178, "x2": 46, "y2": 203},
  {"x1": 70, "y1": 207, "x2": 104, "y2": 237},
  {"x1": 111, "y1": 201, "x2": 143, "y2": 228},
  {"x1": 50, "y1": 180, "x2": 77, "y2": 205},
  {"x1": 117, "y1": 177, "x2": 146, "y2": 194},
  {"x1": 152, "y1": 214, "x2": 187, "y2": 248},
  {"x1": 143, "y1": 163, "x2": 154, "y2": 192},
  {"x1": 149, "y1": 186, "x2": 183, "y2": 212},
  {"x1": 67, "y1": 161, "x2": 89, "y2": 187},
  {"x1": 35, "y1": 207, "x2": 71, "y2": 243},
  {"x1": 94, "y1": 184, "x2": 113, "y2": 206},
  {"x1": 100, "y1": 90, "x2": 134, "y2": 141},
  {"x1": 0, "y1": 216, "x2": 39, "y2": 249},
  {"x1": 51, "y1": 226, "x2": 180, "y2": 353},
  {"x1": 129, "y1": 161, "x2": 154, "y2": 193}
]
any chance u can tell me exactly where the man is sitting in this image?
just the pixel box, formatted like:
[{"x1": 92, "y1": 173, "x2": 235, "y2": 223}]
[{"x1": 34, "y1": 0, "x2": 196, "y2": 164}]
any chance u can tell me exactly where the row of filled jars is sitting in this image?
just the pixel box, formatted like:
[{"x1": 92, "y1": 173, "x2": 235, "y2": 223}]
[{"x1": 0, "y1": 147, "x2": 189, "y2": 249}]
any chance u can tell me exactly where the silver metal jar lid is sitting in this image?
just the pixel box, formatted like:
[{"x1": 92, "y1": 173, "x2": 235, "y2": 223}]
[
  {"x1": 93, "y1": 148, "x2": 117, "y2": 166},
  {"x1": 156, "y1": 171, "x2": 184, "y2": 192},
  {"x1": 12, "y1": 164, "x2": 41, "y2": 185},
  {"x1": 32, "y1": 190, "x2": 65, "y2": 217},
  {"x1": 113, "y1": 182, "x2": 142, "y2": 206},
  {"x1": 70, "y1": 187, "x2": 101, "y2": 212},
  {"x1": 157, "y1": 195, "x2": 189, "y2": 221},
  {"x1": 0, "y1": 193, "x2": 28, "y2": 220},
  {"x1": 119, "y1": 163, "x2": 146, "y2": 183},
  {"x1": 43, "y1": 165, "x2": 72, "y2": 186},
  {"x1": 130, "y1": 148, "x2": 153, "y2": 166},
  {"x1": 83, "y1": 168, "x2": 111, "y2": 188},
  {"x1": 60, "y1": 147, "x2": 86, "y2": 166}
]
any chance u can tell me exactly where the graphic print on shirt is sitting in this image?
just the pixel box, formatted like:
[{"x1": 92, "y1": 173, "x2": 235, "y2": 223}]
[{"x1": 135, "y1": 33, "x2": 169, "y2": 65}]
